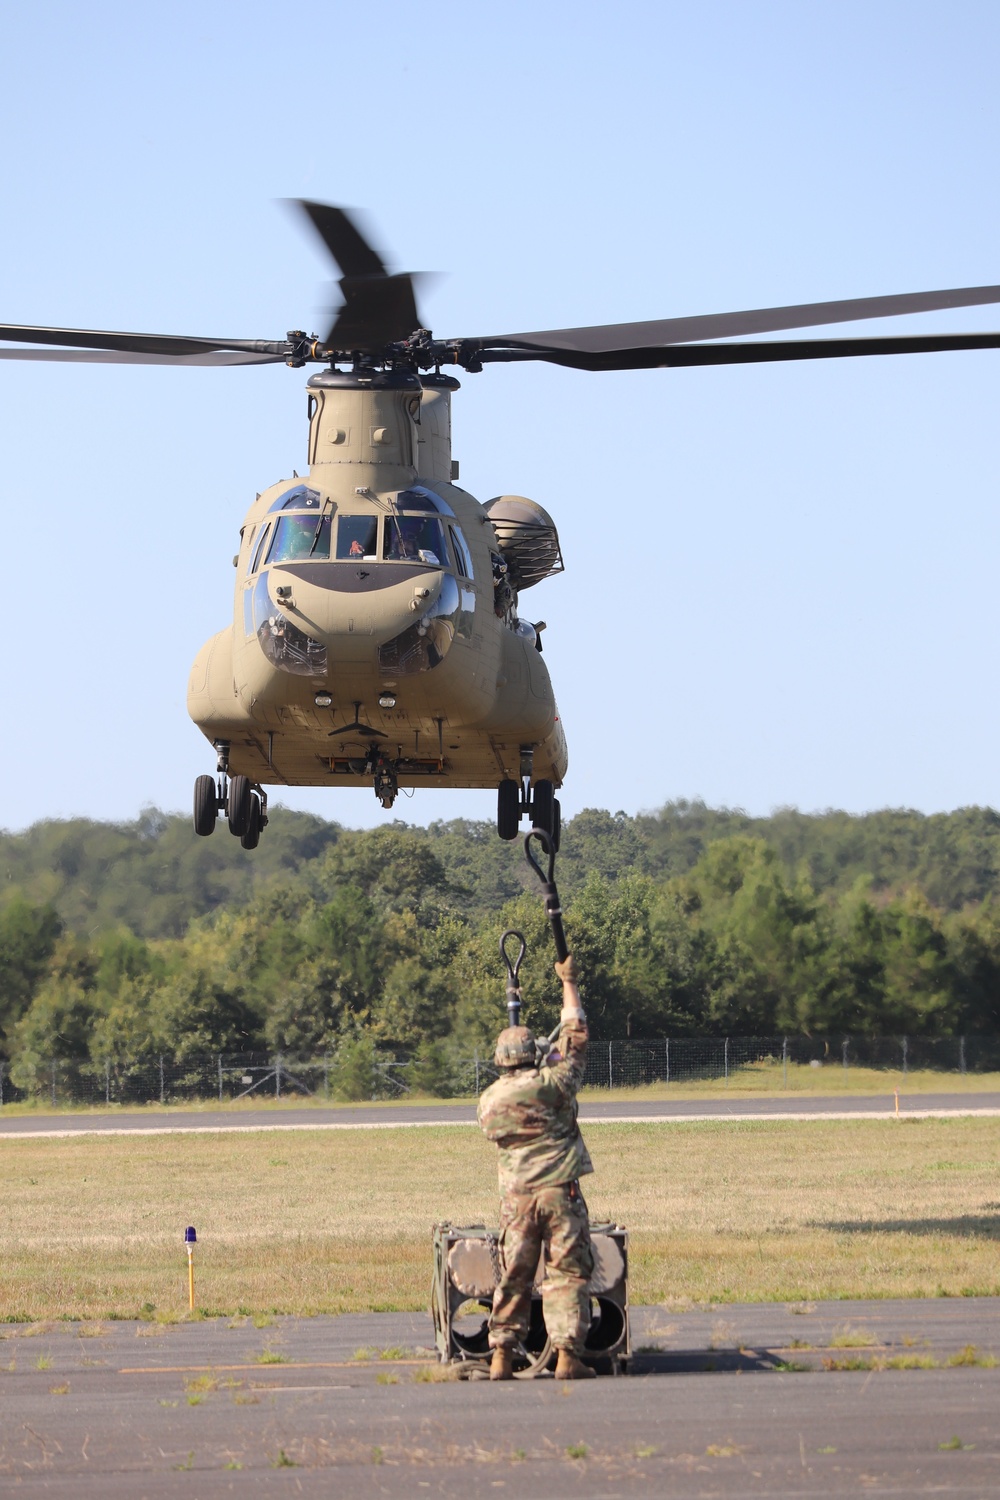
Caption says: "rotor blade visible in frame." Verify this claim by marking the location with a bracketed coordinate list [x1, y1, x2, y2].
[0, 323, 289, 357]
[295, 201, 389, 278]
[0, 346, 284, 365]
[479, 284, 1000, 356]
[292, 200, 423, 348]
[476, 330, 1000, 372]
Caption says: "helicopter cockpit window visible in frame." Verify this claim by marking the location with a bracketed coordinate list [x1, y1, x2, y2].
[449, 525, 474, 579]
[267, 484, 323, 513]
[249, 523, 272, 573]
[265, 513, 331, 564]
[336, 515, 379, 560]
[385, 515, 447, 566]
[395, 485, 455, 517]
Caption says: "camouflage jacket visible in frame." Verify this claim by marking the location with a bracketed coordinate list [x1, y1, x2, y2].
[477, 1019, 593, 1195]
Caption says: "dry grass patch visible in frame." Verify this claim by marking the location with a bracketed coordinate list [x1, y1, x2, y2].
[3, 1118, 1000, 1319]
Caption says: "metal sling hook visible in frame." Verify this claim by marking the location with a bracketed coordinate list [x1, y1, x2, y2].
[524, 826, 569, 963]
[499, 928, 527, 1027]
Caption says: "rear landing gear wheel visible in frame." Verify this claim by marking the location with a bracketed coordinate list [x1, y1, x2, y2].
[532, 779, 555, 836]
[227, 774, 251, 837]
[552, 797, 561, 852]
[193, 775, 218, 837]
[240, 794, 262, 850]
[497, 778, 520, 840]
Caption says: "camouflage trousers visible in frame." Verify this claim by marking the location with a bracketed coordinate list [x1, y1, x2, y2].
[489, 1181, 594, 1356]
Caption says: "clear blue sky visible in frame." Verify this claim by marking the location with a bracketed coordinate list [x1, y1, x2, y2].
[2, 0, 999, 831]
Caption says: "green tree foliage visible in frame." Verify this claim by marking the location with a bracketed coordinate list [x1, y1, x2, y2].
[0, 896, 61, 1046]
[6, 799, 1000, 1077]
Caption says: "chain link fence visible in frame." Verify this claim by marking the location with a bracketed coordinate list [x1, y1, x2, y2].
[2, 1033, 999, 1108]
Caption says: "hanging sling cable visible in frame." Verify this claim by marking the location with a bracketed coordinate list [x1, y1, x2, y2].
[499, 929, 527, 1028]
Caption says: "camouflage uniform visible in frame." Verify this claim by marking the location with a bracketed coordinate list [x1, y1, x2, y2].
[477, 1019, 594, 1355]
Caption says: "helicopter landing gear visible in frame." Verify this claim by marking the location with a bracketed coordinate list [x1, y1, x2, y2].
[497, 778, 520, 840]
[193, 775, 218, 837]
[227, 775, 251, 837]
[496, 772, 561, 846]
[241, 793, 262, 850]
[531, 778, 561, 851]
[192, 740, 269, 848]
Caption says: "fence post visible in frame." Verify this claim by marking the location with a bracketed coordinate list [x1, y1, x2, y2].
[782, 1037, 788, 1089]
[474, 1047, 479, 1094]
[665, 1038, 670, 1086]
[902, 1036, 908, 1077]
[218, 1055, 223, 1102]
[842, 1038, 849, 1078]
[159, 1054, 165, 1106]
[275, 1054, 282, 1100]
[959, 1035, 966, 1076]
[0, 1060, 4, 1106]
[51, 1060, 57, 1108]
[609, 1041, 613, 1090]
[105, 1059, 111, 1105]
[323, 1053, 330, 1100]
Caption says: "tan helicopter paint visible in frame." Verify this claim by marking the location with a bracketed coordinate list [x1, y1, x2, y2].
[187, 374, 568, 801]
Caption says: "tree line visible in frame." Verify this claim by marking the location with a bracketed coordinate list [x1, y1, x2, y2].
[3, 801, 1000, 1095]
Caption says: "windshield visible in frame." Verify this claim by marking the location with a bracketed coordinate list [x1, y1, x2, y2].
[395, 485, 454, 516]
[268, 484, 323, 513]
[265, 514, 331, 564]
[337, 515, 379, 560]
[385, 515, 447, 565]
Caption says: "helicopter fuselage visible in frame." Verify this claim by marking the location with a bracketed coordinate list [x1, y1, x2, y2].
[187, 369, 567, 813]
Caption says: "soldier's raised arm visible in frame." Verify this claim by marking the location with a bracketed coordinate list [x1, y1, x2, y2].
[548, 954, 588, 1093]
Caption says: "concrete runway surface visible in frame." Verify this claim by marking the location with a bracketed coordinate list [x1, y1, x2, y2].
[3, 1091, 1000, 1137]
[4, 1300, 1000, 1496]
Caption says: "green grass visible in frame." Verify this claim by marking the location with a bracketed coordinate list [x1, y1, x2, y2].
[3, 1116, 1000, 1320]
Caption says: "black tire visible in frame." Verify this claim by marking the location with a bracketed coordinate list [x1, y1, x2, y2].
[240, 795, 261, 850]
[532, 778, 555, 835]
[497, 779, 520, 840]
[552, 797, 561, 853]
[193, 775, 218, 837]
[227, 774, 251, 837]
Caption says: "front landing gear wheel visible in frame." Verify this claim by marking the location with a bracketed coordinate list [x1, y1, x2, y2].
[531, 779, 555, 836]
[497, 778, 520, 840]
[240, 795, 262, 850]
[227, 774, 251, 837]
[193, 775, 218, 837]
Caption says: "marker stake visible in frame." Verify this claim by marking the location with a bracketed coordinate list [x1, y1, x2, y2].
[185, 1226, 197, 1312]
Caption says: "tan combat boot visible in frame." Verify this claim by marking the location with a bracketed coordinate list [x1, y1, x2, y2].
[489, 1346, 514, 1381]
[555, 1349, 596, 1380]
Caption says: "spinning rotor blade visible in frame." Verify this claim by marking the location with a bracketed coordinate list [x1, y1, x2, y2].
[0, 346, 283, 365]
[0, 322, 288, 359]
[479, 283, 1000, 358]
[477, 329, 1000, 371]
[294, 200, 423, 349]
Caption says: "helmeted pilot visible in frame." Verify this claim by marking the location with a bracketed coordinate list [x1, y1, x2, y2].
[477, 954, 596, 1380]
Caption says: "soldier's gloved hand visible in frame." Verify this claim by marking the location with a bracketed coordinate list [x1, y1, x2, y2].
[555, 955, 579, 985]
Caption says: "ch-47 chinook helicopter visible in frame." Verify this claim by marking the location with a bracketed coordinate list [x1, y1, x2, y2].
[4, 201, 1000, 849]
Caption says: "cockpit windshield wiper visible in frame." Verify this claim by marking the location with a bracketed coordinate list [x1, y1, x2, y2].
[309, 500, 333, 557]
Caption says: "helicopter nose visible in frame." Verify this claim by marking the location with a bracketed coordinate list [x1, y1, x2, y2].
[265, 561, 445, 646]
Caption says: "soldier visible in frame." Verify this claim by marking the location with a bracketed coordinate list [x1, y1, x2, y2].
[477, 954, 596, 1381]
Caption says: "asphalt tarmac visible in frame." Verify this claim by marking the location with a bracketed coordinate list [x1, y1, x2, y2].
[4, 1299, 1000, 1496]
[3, 1091, 1000, 1136]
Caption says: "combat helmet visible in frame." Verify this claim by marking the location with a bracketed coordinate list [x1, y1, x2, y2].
[494, 1025, 536, 1069]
